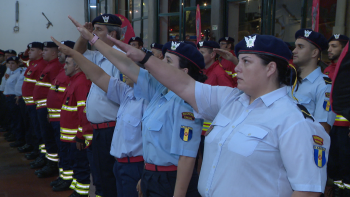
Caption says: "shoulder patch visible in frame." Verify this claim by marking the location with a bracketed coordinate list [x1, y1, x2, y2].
[323, 77, 332, 85]
[312, 135, 323, 145]
[182, 112, 194, 121]
[297, 104, 314, 121]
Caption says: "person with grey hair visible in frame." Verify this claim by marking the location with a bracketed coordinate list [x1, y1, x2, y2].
[71, 14, 124, 197]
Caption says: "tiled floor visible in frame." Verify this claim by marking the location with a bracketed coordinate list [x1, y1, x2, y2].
[0, 134, 95, 197]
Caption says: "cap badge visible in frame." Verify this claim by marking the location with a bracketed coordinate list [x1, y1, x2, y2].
[9, 50, 13, 53]
[171, 41, 180, 50]
[225, 37, 229, 40]
[12, 57, 16, 60]
[199, 41, 204, 47]
[152, 43, 155, 47]
[44, 42, 47, 47]
[61, 41, 65, 44]
[245, 35, 256, 48]
[29, 44, 32, 48]
[334, 34, 340, 39]
[102, 16, 109, 23]
[132, 37, 136, 40]
[304, 30, 312, 38]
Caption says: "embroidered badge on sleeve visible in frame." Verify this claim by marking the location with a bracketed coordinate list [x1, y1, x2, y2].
[180, 126, 193, 142]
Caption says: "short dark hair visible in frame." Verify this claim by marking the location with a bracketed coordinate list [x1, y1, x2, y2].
[178, 56, 207, 83]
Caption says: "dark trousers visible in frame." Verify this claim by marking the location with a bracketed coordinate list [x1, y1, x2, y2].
[19, 98, 33, 145]
[113, 160, 144, 197]
[27, 105, 42, 151]
[70, 143, 90, 184]
[92, 127, 117, 197]
[328, 125, 350, 184]
[51, 121, 61, 165]
[37, 107, 57, 157]
[6, 95, 23, 141]
[87, 144, 103, 196]
[141, 169, 200, 197]
[59, 141, 73, 182]
[0, 92, 9, 129]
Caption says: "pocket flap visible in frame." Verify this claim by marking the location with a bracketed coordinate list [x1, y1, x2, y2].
[238, 125, 268, 139]
[211, 113, 231, 127]
[122, 114, 141, 127]
[297, 95, 312, 104]
[146, 119, 163, 131]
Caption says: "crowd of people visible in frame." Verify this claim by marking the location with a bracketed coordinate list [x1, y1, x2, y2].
[0, 13, 349, 197]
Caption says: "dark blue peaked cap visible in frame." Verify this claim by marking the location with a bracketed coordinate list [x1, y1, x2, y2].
[4, 49, 17, 55]
[197, 41, 220, 49]
[6, 56, 19, 62]
[295, 29, 328, 51]
[162, 41, 205, 69]
[328, 34, 349, 43]
[92, 14, 122, 27]
[27, 42, 44, 50]
[43, 41, 58, 48]
[235, 34, 292, 63]
[150, 43, 163, 50]
[61, 40, 75, 49]
[128, 37, 143, 44]
[218, 37, 235, 43]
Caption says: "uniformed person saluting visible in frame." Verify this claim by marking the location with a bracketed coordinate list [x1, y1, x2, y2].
[218, 36, 238, 81]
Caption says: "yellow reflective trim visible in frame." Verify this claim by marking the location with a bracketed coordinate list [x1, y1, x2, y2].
[24, 100, 35, 104]
[78, 127, 82, 132]
[77, 101, 86, 107]
[35, 99, 47, 104]
[75, 189, 89, 195]
[47, 108, 61, 113]
[84, 134, 93, 140]
[63, 170, 74, 175]
[59, 168, 63, 172]
[23, 96, 33, 100]
[76, 182, 90, 189]
[35, 81, 51, 87]
[40, 149, 47, 153]
[335, 115, 349, 122]
[232, 73, 237, 78]
[24, 77, 37, 83]
[49, 113, 60, 118]
[49, 85, 66, 92]
[36, 103, 47, 108]
[62, 175, 73, 180]
[60, 134, 75, 141]
[39, 144, 45, 149]
[60, 127, 78, 134]
[61, 105, 77, 111]
[47, 153, 58, 157]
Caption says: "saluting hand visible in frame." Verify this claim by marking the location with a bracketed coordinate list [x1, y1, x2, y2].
[51, 37, 76, 57]
[107, 35, 146, 62]
[68, 15, 94, 41]
[213, 48, 236, 63]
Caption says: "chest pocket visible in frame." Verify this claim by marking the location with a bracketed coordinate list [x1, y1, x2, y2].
[122, 114, 141, 141]
[205, 113, 231, 143]
[297, 95, 314, 114]
[146, 119, 163, 132]
[228, 125, 268, 157]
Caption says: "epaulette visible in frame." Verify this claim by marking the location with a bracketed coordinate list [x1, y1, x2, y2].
[323, 77, 332, 85]
[297, 104, 314, 121]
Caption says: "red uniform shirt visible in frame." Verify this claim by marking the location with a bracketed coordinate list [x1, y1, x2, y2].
[219, 50, 237, 87]
[60, 72, 93, 146]
[22, 58, 47, 105]
[33, 58, 63, 109]
[47, 68, 70, 122]
[203, 60, 235, 87]
[324, 62, 336, 81]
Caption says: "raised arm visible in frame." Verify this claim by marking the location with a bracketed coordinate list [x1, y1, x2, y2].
[71, 17, 94, 54]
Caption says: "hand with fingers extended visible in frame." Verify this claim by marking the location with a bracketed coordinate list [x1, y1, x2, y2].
[68, 15, 94, 41]
[51, 36, 77, 56]
[83, 22, 94, 33]
[213, 48, 236, 63]
[107, 35, 146, 62]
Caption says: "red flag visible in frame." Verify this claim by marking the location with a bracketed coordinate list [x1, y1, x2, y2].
[115, 14, 135, 43]
[196, 5, 201, 44]
[312, 0, 319, 32]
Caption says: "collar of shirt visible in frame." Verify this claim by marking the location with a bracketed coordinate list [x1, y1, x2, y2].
[203, 60, 220, 74]
[30, 57, 44, 65]
[162, 90, 175, 101]
[237, 86, 288, 108]
[303, 67, 322, 83]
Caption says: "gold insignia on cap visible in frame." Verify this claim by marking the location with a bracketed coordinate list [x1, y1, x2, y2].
[245, 35, 256, 48]
[171, 41, 180, 50]
[304, 30, 312, 38]
[334, 34, 340, 39]
[102, 16, 109, 23]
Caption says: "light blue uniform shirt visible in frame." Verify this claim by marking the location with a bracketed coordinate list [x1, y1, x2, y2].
[194, 83, 330, 197]
[289, 67, 336, 126]
[134, 68, 203, 166]
[0, 67, 10, 91]
[4, 67, 24, 95]
[83, 45, 124, 123]
[15, 67, 26, 96]
[107, 76, 148, 159]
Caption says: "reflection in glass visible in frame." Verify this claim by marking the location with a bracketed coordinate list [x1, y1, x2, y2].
[160, 0, 180, 13]
[143, 19, 149, 48]
[159, 16, 180, 44]
[143, 0, 149, 17]
[185, 0, 211, 7]
[133, 0, 141, 19]
[185, 9, 211, 42]
[134, 20, 141, 38]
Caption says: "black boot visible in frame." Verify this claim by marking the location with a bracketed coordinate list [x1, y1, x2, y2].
[18, 144, 34, 153]
[343, 188, 350, 197]
[50, 177, 63, 187]
[37, 160, 59, 178]
[30, 157, 46, 169]
[52, 179, 72, 191]
[10, 140, 25, 147]
[69, 191, 88, 197]
[332, 184, 343, 197]
[5, 134, 16, 142]
[26, 150, 40, 160]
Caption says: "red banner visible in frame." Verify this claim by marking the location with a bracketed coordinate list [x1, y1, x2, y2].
[196, 5, 201, 44]
[115, 14, 135, 43]
[312, 0, 319, 32]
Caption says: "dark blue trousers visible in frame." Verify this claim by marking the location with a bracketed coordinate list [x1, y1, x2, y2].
[70, 143, 90, 184]
[37, 107, 57, 157]
[19, 98, 33, 145]
[59, 141, 73, 183]
[51, 121, 61, 165]
[92, 127, 118, 197]
[27, 105, 43, 154]
[0, 92, 10, 129]
[87, 144, 103, 196]
[113, 160, 144, 197]
[6, 95, 23, 141]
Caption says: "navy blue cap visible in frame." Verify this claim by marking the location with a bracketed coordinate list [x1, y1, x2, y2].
[162, 41, 205, 69]
[28, 42, 44, 50]
[92, 14, 122, 27]
[61, 40, 75, 49]
[43, 41, 58, 48]
[128, 37, 143, 44]
[179, 41, 196, 48]
[150, 43, 164, 50]
[328, 34, 350, 43]
[0, 49, 4, 55]
[4, 50, 17, 55]
[235, 34, 292, 63]
[295, 29, 328, 51]
[6, 56, 19, 62]
[197, 41, 220, 49]
[218, 37, 235, 43]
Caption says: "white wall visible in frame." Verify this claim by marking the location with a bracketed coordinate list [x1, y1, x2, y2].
[0, 0, 85, 53]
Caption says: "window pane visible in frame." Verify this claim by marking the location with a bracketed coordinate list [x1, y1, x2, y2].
[143, 0, 149, 17]
[185, 0, 211, 7]
[160, 0, 180, 13]
[184, 8, 211, 42]
[226, 0, 261, 42]
[274, 0, 302, 42]
[159, 16, 180, 44]
[133, 0, 141, 19]
[133, 20, 141, 37]
[143, 19, 149, 48]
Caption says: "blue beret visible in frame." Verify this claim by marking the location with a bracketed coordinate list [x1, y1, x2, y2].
[218, 37, 235, 43]
[43, 41, 58, 48]
[150, 43, 164, 50]
[4, 49, 17, 55]
[128, 37, 143, 44]
[197, 41, 220, 49]
[328, 34, 349, 43]
[61, 40, 75, 49]
[28, 42, 43, 50]
[162, 41, 205, 69]
[0, 49, 4, 55]
[6, 56, 19, 62]
[235, 34, 292, 63]
[92, 14, 122, 27]
[295, 29, 328, 51]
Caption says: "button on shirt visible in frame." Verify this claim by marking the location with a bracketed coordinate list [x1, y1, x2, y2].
[134, 68, 203, 166]
[194, 83, 330, 197]
[83, 46, 124, 123]
[15, 67, 26, 96]
[4, 67, 23, 95]
[107, 77, 148, 159]
[289, 67, 336, 126]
